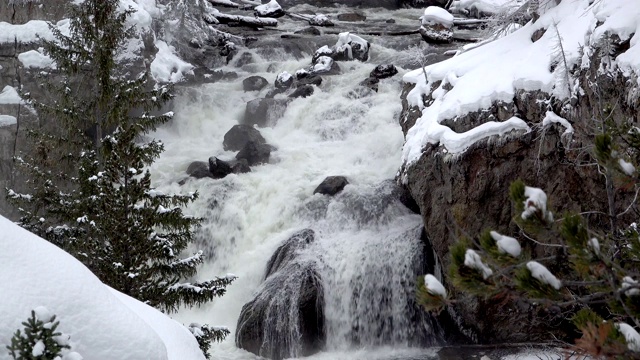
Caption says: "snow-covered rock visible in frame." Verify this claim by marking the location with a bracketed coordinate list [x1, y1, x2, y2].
[0, 215, 205, 360]
[526, 261, 561, 290]
[419, 7, 454, 43]
[0, 86, 24, 105]
[0, 115, 17, 127]
[255, 0, 285, 18]
[150, 40, 194, 83]
[309, 14, 334, 27]
[619, 158, 636, 176]
[333, 32, 370, 62]
[420, 6, 454, 26]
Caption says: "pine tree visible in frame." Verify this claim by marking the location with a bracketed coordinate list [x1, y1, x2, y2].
[6, 309, 79, 360]
[5, 0, 234, 346]
[418, 125, 640, 358]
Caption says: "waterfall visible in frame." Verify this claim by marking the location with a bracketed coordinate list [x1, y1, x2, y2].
[148, 11, 446, 357]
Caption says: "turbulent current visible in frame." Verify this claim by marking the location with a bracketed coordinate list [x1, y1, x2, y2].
[149, 7, 455, 359]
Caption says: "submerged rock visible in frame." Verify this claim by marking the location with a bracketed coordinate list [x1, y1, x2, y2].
[242, 75, 269, 91]
[370, 64, 398, 79]
[289, 84, 314, 98]
[186, 161, 212, 179]
[236, 141, 273, 165]
[243, 98, 290, 127]
[236, 229, 325, 360]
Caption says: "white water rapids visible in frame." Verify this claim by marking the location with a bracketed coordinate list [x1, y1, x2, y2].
[149, 17, 448, 358]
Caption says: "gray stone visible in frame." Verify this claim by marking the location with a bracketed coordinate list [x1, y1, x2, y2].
[236, 141, 273, 166]
[337, 13, 366, 22]
[313, 176, 349, 196]
[223, 124, 266, 151]
[243, 76, 269, 92]
[243, 98, 290, 127]
[289, 85, 314, 98]
[186, 161, 212, 179]
[370, 64, 398, 79]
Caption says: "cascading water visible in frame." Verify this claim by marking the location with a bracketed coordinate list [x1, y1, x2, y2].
[148, 6, 453, 359]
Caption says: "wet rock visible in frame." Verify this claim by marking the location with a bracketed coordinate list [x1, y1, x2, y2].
[243, 98, 290, 127]
[275, 71, 294, 90]
[398, 0, 449, 8]
[186, 161, 212, 179]
[313, 176, 349, 196]
[419, 7, 454, 44]
[296, 72, 323, 87]
[360, 77, 379, 92]
[419, 24, 453, 44]
[531, 27, 546, 42]
[236, 141, 273, 165]
[309, 14, 334, 27]
[208, 157, 234, 178]
[332, 32, 370, 62]
[188, 67, 224, 84]
[337, 12, 366, 22]
[386, 18, 396, 23]
[223, 124, 266, 151]
[311, 56, 340, 75]
[236, 229, 324, 360]
[234, 51, 255, 67]
[232, 158, 252, 174]
[255, 0, 286, 18]
[222, 71, 239, 81]
[243, 75, 269, 91]
[370, 64, 398, 79]
[295, 26, 322, 35]
[289, 84, 314, 98]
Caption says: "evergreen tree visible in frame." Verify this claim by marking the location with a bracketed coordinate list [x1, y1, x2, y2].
[6, 0, 234, 346]
[6, 309, 79, 360]
[418, 125, 640, 358]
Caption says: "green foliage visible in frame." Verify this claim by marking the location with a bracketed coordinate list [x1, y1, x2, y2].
[509, 179, 526, 213]
[6, 0, 234, 339]
[416, 276, 448, 313]
[6, 311, 70, 360]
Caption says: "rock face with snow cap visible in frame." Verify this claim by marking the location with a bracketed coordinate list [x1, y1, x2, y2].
[419, 7, 454, 43]
[236, 229, 325, 360]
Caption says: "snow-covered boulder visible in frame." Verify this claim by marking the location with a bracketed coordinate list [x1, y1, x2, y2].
[255, 0, 285, 18]
[370, 64, 398, 79]
[275, 71, 294, 90]
[311, 55, 340, 75]
[419, 7, 454, 43]
[309, 14, 334, 27]
[333, 32, 370, 62]
[0, 215, 205, 360]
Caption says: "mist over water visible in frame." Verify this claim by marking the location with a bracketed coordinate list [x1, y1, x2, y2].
[148, 13, 444, 358]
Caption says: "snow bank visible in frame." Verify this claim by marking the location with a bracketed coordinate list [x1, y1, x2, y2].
[18, 49, 55, 69]
[150, 40, 194, 83]
[0, 115, 17, 127]
[0, 215, 204, 360]
[402, 0, 640, 168]
[0, 20, 54, 43]
[0, 86, 24, 105]
[424, 274, 447, 297]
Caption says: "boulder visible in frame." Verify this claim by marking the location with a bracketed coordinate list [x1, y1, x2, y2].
[186, 161, 212, 179]
[208, 157, 234, 178]
[333, 32, 370, 62]
[398, 0, 449, 7]
[232, 158, 252, 174]
[236, 229, 324, 360]
[309, 14, 334, 27]
[311, 56, 340, 76]
[236, 141, 273, 166]
[243, 75, 269, 92]
[255, 0, 286, 18]
[360, 77, 379, 92]
[337, 12, 366, 21]
[243, 98, 290, 127]
[296, 71, 323, 87]
[275, 71, 294, 90]
[370, 64, 398, 79]
[313, 176, 349, 195]
[419, 7, 454, 44]
[289, 85, 314, 98]
[295, 26, 322, 35]
[223, 124, 266, 151]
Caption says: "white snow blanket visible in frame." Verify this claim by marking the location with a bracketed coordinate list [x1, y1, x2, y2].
[402, 0, 640, 168]
[0, 215, 205, 360]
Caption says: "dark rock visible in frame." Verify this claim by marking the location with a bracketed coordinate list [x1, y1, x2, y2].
[309, 15, 334, 27]
[188, 67, 224, 84]
[385, 18, 396, 23]
[313, 176, 349, 196]
[360, 77, 379, 92]
[232, 158, 252, 174]
[243, 76, 269, 92]
[337, 12, 366, 22]
[370, 64, 398, 79]
[236, 141, 272, 166]
[297, 74, 323, 87]
[311, 56, 340, 76]
[236, 229, 325, 360]
[222, 71, 239, 81]
[289, 85, 314, 98]
[208, 157, 234, 178]
[332, 35, 370, 62]
[419, 24, 453, 44]
[294, 27, 322, 35]
[398, 0, 449, 7]
[234, 51, 255, 67]
[531, 27, 546, 42]
[223, 124, 266, 151]
[243, 98, 290, 127]
[186, 161, 212, 179]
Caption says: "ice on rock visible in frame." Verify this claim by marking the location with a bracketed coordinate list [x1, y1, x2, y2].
[616, 322, 640, 352]
[464, 249, 493, 279]
[526, 261, 562, 290]
[424, 274, 447, 297]
[490, 231, 521, 257]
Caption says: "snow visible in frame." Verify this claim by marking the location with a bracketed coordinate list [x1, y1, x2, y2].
[424, 274, 447, 297]
[0, 215, 204, 360]
[276, 71, 292, 84]
[420, 7, 454, 26]
[313, 56, 333, 73]
[335, 32, 369, 60]
[616, 322, 640, 352]
[526, 261, 561, 290]
[464, 249, 493, 279]
[522, 186, 552, 222]
[0, 20, 54, 43]
[490, 231, 521, 257]
[255, 0, 282, 17]
[18, 49, 55, 69]
[0, 115, 17, 127]
[619, 158, 636, 176]
[588, 237, 600, 254]
[0, 86, 24, 104]
[150, 40, 194, 83]
[621, 276, 640, 297]
[402, 0, 640, 169]
[453, 0, 525, 17]
[542, 111, 573, 136]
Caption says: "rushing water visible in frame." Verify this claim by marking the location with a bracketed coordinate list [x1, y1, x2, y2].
[148, 6, 456, 359]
